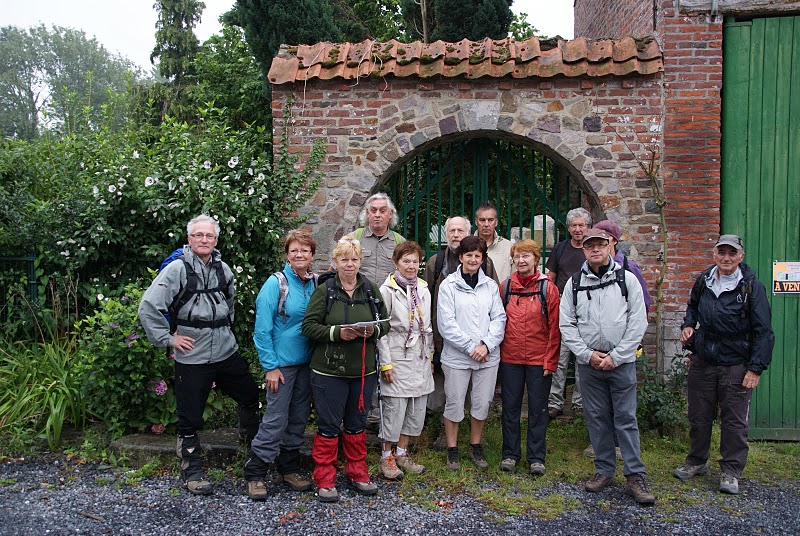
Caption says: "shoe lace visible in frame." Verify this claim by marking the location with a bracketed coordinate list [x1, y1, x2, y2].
[384, 456, 399, 470]
[631, 474, 650, 491]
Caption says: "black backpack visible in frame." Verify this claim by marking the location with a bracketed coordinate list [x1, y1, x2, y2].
[571, 266, 628, 309]
[323, 272, 381, 323]
[501, 276, 550, 323]
[271, 271, 318, 323]
[167, 255, 232, 334]
[690, 265, 753, 321]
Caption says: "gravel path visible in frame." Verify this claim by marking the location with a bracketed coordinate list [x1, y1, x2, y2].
[1, 455, 799, 535]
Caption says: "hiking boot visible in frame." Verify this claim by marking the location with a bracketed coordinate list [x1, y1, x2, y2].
[530, 463, 546, 476]
[626, 473, 656, 505]
[548, 407, 563, 419]
[247, 480, 268, 500]
[585, 473, 613, 492]
[350, 479, 378, 495]
[719, 473, 740, 494]
[380, 455, 404, 480]
[318, 487, 339, 503]
[469, 444, 489, 470]
[396, 454, 425, 475]
[446, 447, 460, 470]
[674, 461, 710, 480]
[186, 478, 214, 496]
[281, 473, 313, 492]
[500, 458, 517, 472]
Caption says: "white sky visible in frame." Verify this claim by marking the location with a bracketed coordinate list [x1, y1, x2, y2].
[1, 0, 574, 71]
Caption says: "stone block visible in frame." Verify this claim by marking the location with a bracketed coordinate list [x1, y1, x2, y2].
[462, 100, 500, 130]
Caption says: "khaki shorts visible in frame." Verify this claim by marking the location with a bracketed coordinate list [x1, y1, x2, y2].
[379, 395, 429, 443]
[442, 364, 498, 422]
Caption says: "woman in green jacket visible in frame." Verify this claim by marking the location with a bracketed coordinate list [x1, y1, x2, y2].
[301, 237, 389, 503]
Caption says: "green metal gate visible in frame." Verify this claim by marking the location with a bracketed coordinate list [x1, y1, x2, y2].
[722, 15, 800, 440]
[385, 138, 585, 264]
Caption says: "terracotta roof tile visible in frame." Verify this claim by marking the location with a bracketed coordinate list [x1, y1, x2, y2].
[268, 35, 663, 85]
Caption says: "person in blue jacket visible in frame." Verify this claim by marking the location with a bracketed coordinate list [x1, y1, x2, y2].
[243, 229, 318, 500]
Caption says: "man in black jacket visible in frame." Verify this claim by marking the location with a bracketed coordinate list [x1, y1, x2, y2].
[675, 234, 774, 495]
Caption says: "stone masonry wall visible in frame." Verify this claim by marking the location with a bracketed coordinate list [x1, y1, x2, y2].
[272, 75, 665, 315]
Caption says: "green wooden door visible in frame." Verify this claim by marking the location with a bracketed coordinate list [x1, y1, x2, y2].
[722, 16, 800, 440]
[385, 138, 586, 264]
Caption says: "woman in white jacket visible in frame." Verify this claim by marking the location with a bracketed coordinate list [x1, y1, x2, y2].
[376, 241, 434, 480]
[437, 236, 507, 471]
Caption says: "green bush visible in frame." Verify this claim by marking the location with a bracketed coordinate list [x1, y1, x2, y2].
[637, 353, 689, 437]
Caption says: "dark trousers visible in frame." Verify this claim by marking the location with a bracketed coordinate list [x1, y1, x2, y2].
[174, 351, 260, 437]
[686, 357, 753, 478]
[311, 372, 376, 437]
[500, 363, 551, 465]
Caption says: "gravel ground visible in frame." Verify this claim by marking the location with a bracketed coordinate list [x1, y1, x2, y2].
[1, 455, 799, 535]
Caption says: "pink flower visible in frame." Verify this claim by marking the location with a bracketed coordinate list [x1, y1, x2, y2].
[151, 423, 166, 435]
[211, 382, 217, 389]
[149, 380, 168, 396]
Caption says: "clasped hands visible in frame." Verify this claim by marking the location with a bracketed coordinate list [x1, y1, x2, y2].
[589, 350, 615, 371]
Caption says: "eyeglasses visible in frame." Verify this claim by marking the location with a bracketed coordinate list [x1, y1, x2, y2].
[288, 248, 312, 255]
[582, 241, 609, 250]
[190, 233, 217, 241]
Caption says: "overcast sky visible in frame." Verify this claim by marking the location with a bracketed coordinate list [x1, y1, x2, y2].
[2, 0, 574, 71]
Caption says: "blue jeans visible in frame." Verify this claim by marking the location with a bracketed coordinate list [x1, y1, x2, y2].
[250, 364, 312, 472]
[578, 362, 645, 476]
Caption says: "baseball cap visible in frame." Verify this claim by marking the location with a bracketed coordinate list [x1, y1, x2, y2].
[715, 234, 744, 252]
[593, 220, 621, 241]
[581, 227, 612, 244]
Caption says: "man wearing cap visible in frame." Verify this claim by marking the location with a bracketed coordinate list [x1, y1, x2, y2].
[559, 228, 653, 504]
[675, 234, 774, 495]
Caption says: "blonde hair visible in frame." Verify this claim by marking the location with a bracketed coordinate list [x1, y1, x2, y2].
[332, 236, 363, 260]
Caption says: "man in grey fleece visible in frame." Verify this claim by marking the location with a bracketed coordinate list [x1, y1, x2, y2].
[559, 227, 654, 505]
[139, 214, 259, 495]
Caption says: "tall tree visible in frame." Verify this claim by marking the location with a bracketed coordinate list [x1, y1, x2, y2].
[229, 0, 342, 81]
[333, 0, 407, 43]
[0, 25, 139, 139]
[151, 0, 206, 81]
[431, 0, 514, 42]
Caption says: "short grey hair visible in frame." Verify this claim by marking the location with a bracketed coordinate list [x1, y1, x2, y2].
[187, 214, 220, 237]
[445, 216, 471, 233]
[357, 193, 399, 228]
[566, 207, 592, 227]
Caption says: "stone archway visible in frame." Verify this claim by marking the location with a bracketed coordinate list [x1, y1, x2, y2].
[269, 37, 664, 268]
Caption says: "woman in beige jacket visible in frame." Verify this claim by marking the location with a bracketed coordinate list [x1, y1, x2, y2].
[376, 241, 434, 480]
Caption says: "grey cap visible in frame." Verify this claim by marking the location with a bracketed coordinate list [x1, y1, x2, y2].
[715, 234, 744, 252]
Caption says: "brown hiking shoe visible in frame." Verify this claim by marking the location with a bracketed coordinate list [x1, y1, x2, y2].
[186, 477, 213, 496]
[626, 473, 656, 504]
[318, 487, 339, 503]
[469, 444, 489, 470]
[446, 448, 460, 470]
[585, 473, 613, 492]
[281, 473, 312, 492]
[380, 455, 404, 480]
[247, 480, 268, 500]
[396, 454, 425, 475]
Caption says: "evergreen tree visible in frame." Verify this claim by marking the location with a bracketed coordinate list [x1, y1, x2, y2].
[151, 0, 205, 81]
[230, 0, 342, 81]
[431, 0, 514, 42]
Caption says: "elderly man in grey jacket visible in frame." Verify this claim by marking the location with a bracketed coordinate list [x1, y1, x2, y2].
[559, 228, 654, 505]
[139, 214, 260, 496]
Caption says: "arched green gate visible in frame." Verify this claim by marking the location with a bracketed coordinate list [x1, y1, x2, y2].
[385, 137, 587, 264]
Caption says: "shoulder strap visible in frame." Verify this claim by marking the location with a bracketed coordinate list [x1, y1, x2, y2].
[392, 230, 402, 243]
[502, 276, 512, 307]
[359, 273, 381, 321]
[572, 268, 627, 307]
[553, 239, 569, 265]
[615, 267, 628, 302]
[273, 272, 289, 320]
[691, 266, 714, 303]
[434, 249, 446, 284]
[538, 278, 549, 321]
[571, 270, 582, 307]
[168, 257, 194, 333]
[623, 254, 629, 272]
[354, 228, 364, 240]
[325, 277, 338, 314]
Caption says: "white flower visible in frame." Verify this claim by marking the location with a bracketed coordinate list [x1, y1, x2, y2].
[203, 160, 211, 169]
[257, 173, 265, 180]
[235, 266, 243, 274]
[200, 180, 207, 189]
[248, 168, 253, 176]
[99, 200, 106, 205]
[168, 232, 174, 238]
[144, 176, 155, 187]
[228, 216, 236, 223]
[118, 178, 127, 187]
[92, 186, 99, 196]
[247, 187, 254, 195]
[132, 150, 140, 159]
[80, 246, 86, 251]
[61, 250, 70, 257]
[119, 165, 128, 171]
[108, 184, 117, 193]
[97, 293, 105, 301]
[228, 156, 239, 168]
[130, 210, 136, 215]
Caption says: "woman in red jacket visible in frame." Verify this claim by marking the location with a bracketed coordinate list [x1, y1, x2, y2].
[498, 239, 561, 475]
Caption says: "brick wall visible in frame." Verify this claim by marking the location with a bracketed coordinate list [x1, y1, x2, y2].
[574, 0, 655, 39]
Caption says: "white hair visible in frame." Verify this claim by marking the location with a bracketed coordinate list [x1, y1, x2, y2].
[187, 214, 221, 237]
[444, 216, 471, 248]
[566, 207, 592, 227]
[357, 193, 399, 228]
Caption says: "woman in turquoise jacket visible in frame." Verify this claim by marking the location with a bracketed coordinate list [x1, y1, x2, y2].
[243, 229, 318, 500]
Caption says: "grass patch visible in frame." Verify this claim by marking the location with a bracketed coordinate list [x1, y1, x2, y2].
[369, 411, 800, 517]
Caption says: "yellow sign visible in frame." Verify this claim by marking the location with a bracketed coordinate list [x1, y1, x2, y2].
[773, 261, 800, 294]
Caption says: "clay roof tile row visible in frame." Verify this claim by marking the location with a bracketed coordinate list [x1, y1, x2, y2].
[268, 35, 663, 85]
